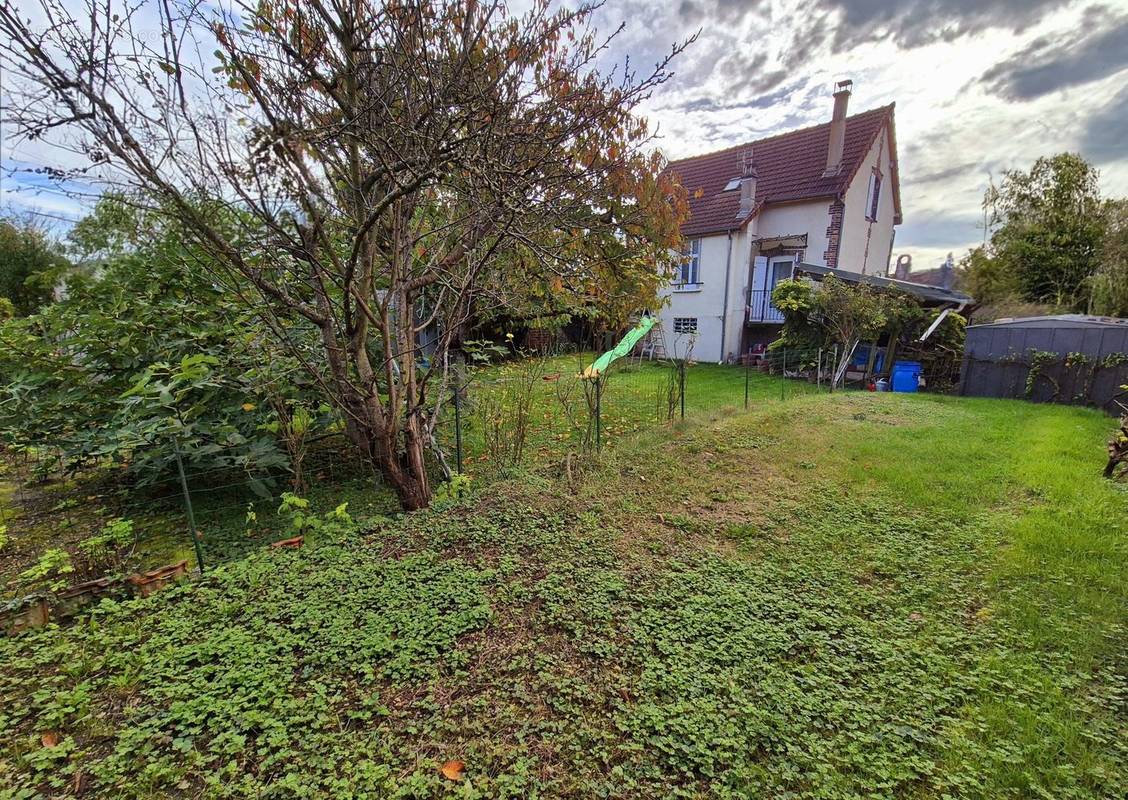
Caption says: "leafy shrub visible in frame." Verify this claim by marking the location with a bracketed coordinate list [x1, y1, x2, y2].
[431, 474, 472, 509]
[276, 493, 354, 543]
[18, 548, 73, 591]
[474, 355, 546, 468]
[76, 517, 136, 573]
[0, 197, 333, 487]
[769, 278, 813, 313]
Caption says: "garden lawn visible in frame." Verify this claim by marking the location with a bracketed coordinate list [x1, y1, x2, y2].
[1, 390, 1125, 798]
[447, 354, 819, 469]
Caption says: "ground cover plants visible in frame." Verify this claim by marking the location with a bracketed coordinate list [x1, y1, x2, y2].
[1, 355, 803, 595]
[1, 389, 1124, 798]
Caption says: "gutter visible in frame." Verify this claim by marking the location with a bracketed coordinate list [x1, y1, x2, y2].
[719, 229, 734, 362]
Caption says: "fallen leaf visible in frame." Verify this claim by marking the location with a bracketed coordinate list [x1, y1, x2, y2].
[41, 731, 60, 748]
[440, 760, 465, 781]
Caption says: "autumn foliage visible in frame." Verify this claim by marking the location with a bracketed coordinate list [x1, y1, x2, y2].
[0, 0, 690, 508]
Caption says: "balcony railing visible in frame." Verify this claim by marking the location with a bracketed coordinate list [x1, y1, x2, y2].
[746, 289, 785, 324]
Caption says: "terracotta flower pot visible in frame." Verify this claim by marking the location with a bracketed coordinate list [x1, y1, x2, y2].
[55, 575, 130, 618]
[269, 536, 304, 549]
[0, 594, 51, 636]
[127, 560, 188, 598]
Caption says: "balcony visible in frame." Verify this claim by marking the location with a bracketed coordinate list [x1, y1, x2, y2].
[746, 289, 785, 324]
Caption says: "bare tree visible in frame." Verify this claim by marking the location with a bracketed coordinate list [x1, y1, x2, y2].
[0, 0, 690, 508]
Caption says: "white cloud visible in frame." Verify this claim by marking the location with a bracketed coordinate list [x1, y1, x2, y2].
[595, 0, 1128, 272]
[4, 0, 1127, 270]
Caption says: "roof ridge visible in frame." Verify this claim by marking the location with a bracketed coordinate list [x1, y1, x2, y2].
[665, 103, 894, 166]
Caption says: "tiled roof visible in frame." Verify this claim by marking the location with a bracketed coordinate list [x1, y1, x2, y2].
[666, 104, 898, 238]
[905, 267, 949, 287]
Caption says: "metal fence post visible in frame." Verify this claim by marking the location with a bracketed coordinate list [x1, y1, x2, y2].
[173, 441, 206, 573]
[453, 381, 463, 474]
[780, 350, 787, 401]
[744, 355, 750, 410]
[817, 347, 822, 391]
[594, 376, 603, 451]
[678, 359, 686, 420]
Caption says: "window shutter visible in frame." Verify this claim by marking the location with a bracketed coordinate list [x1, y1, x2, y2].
[753, 255, 768, 285]
[866, 172, 881, 220]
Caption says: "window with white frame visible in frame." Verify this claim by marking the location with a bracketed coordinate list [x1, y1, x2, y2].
[676, 238, 701, 286]
[673, 317, 698, 334]
[865, 171, 882, 221]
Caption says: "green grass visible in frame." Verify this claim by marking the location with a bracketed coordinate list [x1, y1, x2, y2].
[1, 377, 1126, 798]
[450, 353, 818, 467]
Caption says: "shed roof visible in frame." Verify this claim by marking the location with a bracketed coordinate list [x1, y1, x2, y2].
[665, 104, 901, 238]
[969, 314, 1128, 329]
[795, 262, 973, 306]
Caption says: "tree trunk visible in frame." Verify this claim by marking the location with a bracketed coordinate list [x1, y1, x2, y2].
[335, 388, 434, 510]
[387, 449, 431, 510]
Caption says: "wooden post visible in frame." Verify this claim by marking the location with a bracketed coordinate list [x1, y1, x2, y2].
[863, 339, 879, 385]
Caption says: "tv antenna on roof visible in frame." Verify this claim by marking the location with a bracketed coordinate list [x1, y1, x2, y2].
[739, 147, 757, 177]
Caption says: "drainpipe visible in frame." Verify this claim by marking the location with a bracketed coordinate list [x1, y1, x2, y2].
[719, 229, 734, 363]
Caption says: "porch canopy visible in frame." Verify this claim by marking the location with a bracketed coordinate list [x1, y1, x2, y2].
[794, 262, 974, 308]
[753, 233, 808, 251]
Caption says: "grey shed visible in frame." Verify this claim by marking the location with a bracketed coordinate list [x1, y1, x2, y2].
[959, 315, 1128, 414]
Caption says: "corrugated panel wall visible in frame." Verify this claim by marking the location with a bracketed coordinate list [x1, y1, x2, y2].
[959, 324, 1128, 414]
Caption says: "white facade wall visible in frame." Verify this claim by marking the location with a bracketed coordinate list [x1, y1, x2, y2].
[657, 229, 749, 363]
[836, 128, 897, 276]
[745, 199, 833, 303]
[756, 200, 832, 268]
[662, 199, 839, 363]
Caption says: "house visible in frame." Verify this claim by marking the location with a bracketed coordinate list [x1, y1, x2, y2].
[657, 80, 903, 362]
[895, 252, 958, 290]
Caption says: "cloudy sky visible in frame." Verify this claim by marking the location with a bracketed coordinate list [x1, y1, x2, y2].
[591, 0, 1128, 272]
[2, 0, 1127, 274]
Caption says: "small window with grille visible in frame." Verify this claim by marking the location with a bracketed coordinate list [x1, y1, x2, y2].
[673, 317, 698, 334]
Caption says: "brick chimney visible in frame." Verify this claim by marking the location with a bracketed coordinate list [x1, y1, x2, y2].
[940, 252, 955, 289]
[738, 148, 758, 218]
[823, 79, 852, 176]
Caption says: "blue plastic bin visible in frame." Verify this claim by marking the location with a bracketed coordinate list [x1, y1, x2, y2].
[850, 345, 885, 374]
[890, 361, 922, 393]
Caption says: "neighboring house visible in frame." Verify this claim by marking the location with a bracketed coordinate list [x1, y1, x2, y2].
[897, 252, 958, 290]
[657, 81, 903, 362]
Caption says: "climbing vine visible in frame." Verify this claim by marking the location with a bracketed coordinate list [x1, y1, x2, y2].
[1017, 348, 1128, 406]
[1025, 350, 1061, 398]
